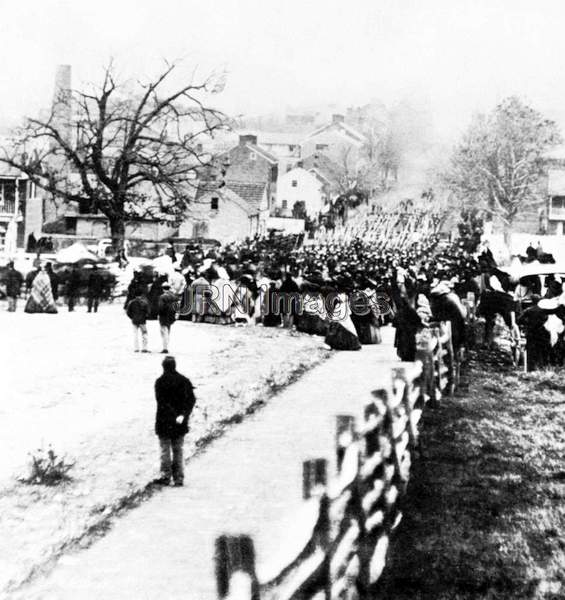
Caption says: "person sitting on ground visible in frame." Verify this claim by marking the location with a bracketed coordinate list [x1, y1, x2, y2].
[154, 356, 196, 487]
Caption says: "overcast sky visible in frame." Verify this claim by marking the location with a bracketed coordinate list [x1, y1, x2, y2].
[1, 0, 565, 139]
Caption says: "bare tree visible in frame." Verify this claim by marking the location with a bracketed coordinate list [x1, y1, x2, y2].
[446, 96, 561, 244]
[0, 61, 231, 250]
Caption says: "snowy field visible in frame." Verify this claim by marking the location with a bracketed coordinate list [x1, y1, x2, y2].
[0, 302, 329, 593]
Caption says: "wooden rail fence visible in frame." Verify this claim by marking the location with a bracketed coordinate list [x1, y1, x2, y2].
[215, 321, 461, 600]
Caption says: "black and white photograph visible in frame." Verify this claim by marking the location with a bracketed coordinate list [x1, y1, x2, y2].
[0, 1, 564, 598]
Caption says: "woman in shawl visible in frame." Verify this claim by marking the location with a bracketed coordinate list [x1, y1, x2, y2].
[350, 280, 382, 344]
[324, 291, 362, 351]
[295, 280, 328, 336]
[24, 266, 58, 314]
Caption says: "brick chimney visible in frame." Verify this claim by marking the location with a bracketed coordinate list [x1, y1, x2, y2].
[52, 65, 72, 145]
[332, 114, 345, 124]
[239, 134, 257, 146]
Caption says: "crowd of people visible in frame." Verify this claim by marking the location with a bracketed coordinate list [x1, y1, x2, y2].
[4, 217, 565, 370]
[119, 230, 565, 370]
[119, 230, 467, 355]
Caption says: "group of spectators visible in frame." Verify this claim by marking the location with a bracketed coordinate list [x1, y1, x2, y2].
[4, 260, 106, 314]
[122, 230, 467, 355]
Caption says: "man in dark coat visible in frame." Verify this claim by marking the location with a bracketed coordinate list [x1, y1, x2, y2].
[154, 356, 196, 486]
[5, 261, 23, 312]
[67, 265, 81, 312]
[126, 288, 150, 352]
[87, 265, 104, 313]
[157, 283, 177, 353]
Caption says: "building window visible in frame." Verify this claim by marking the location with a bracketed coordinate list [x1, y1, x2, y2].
[315, 144, 329, 151]
[291, 180, 298, 187]
[289, 145, 295, 151]
[249, 152, 256, 161]
[550, 196, 565, 219]
[282, 199, 288, 209]
[65, 217, 77, 234]
[211, 197, 219, 210]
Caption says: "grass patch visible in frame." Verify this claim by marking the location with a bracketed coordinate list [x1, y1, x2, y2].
[377, 348, 565, 600]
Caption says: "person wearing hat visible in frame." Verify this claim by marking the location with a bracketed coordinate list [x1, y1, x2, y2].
[158, 282, 178, 353]
[154, 356, 196, 486]
[87, 264, 104, 313]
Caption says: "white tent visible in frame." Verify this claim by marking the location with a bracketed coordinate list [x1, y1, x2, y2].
[55, 242, 99, 264]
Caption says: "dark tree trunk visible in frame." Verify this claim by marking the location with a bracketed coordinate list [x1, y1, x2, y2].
[109, 218, 125, 253]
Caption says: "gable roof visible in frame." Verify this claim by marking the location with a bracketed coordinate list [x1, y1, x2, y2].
[225, 180, 267, 212]
[246, 144, 278, 164]
[301, 121, 367, 146]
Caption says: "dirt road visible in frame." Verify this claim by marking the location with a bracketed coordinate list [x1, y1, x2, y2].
[12, 328, 399, 600]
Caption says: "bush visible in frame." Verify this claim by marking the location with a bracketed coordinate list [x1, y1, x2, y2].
[21, 447, 75, 486]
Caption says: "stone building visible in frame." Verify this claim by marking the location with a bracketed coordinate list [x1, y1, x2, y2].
[299, 114, 367, 168]
[178, 186, 262, 242]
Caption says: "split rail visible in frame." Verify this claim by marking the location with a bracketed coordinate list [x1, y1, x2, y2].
[214, 320, 461, 600]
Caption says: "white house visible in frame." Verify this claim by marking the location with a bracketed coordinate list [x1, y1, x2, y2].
[275, 167, 328, 219]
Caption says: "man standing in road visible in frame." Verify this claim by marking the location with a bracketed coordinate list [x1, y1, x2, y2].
[157, 282, 177, 353]
[126, 288, 150, 352]
[154, 356, 196, 486]
[5, 261, 23, 312]
[67, 265, 81, 311]
[87, 265, 104, 313]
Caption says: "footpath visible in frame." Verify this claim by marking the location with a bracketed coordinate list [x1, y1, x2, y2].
[13, 328, 399, 600]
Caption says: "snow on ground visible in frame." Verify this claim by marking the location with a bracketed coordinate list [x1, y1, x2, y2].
[10, 330, 399, 600]
[0, 302, 329, 594]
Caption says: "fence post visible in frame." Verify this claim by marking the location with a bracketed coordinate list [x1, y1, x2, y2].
[415, 331, 435, 408]
[303, 458, 328, 500]
[443, 321, 456, 399]
[336, 414, 356, 472]
[215, 535, 259, 600]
